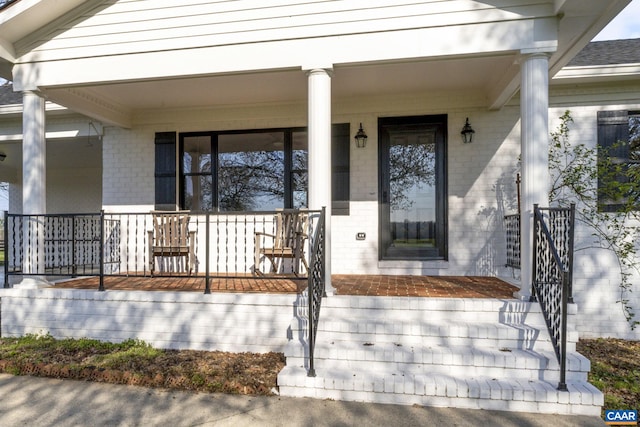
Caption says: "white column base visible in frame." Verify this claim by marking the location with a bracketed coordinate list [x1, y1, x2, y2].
[14, 276, 52, 289]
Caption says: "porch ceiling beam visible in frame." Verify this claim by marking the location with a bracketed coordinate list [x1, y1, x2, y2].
[42, 87, 132, 129]
[486, 59, 521, 110]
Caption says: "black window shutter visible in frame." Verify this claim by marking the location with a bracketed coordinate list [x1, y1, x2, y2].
[597, 111, 630, 212]
[154, 132, 177, 210]
[332, 123, 350, 215]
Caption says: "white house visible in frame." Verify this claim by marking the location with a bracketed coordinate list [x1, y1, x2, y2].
[0, 0, 638, 415]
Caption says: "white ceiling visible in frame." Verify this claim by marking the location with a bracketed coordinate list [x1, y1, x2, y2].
[52, 55, 517, 112]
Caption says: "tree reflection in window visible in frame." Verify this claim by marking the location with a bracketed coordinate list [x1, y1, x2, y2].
[183, 135, 212, 211]
[389, 133, 436, 212]
[218, 148, 285, 211]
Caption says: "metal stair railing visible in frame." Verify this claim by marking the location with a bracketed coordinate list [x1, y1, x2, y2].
[504, 213, 521, 269]
[307, 207, 326, 377]
[531, 204, 575, 391]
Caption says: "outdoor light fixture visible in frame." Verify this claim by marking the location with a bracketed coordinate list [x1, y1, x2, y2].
[354, 123, 368, 148]
[0, 152, 5, 161]
[461, 117, 475, 144]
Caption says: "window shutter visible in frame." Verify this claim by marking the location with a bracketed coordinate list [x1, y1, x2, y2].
[331, 123, 350, 215]
[154, 132, 177, 210]
[597, 111, 630, 212]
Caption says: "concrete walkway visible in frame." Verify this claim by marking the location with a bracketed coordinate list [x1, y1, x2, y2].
[0, 374, 606, 426]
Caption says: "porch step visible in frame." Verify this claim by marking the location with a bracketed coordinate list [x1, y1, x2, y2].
[278, 295, 601, 415]
[278, 366, 603, 416]
[312, 320, 576, 352]
[310, 296, 578, 352]
[284, 341, 590, 383]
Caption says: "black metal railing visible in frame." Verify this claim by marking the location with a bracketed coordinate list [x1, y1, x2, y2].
[504, 213, 521, 269]
[531, 204, 575, 391]
[307, 207, 326, 377]
[4, 209, 322, 291]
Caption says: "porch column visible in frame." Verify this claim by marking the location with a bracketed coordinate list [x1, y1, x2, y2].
[307, 68, 334, 295]
[16, 90, 49, 288]
[519, 53, 550, 299]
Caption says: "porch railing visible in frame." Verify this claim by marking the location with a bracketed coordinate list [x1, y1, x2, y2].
[504, 213, 521, 269]
[531, 204, 575, 391]
[307, 207, 326, 377]
[4, 209, 322, 291]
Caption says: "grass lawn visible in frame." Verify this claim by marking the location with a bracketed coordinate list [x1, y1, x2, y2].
[0, 334, 637, 411]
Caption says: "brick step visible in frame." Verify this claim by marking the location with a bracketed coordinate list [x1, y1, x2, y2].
[277, 365, 603, 416]
[302, 320, 577, 352]
[319, 297, 577, 325]
[284, 341, 589, 382]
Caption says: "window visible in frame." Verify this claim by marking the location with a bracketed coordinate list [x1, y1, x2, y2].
[597, 111, 640, 212]
[155, 124, 349, 213]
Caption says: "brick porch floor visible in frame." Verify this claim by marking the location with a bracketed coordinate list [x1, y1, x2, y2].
[53, 275, 519, 299]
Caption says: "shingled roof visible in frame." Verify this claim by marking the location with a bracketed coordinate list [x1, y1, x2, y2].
[567, 38, 640, 66]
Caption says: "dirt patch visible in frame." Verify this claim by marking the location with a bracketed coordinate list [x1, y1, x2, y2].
[577, 338, 640, 411]
[0, 337, 285, 395]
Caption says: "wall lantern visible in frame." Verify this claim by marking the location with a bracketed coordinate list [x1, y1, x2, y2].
[460, 117, 475, 144]
[0, 152, 5, 161]
[354, 123, 368, 148]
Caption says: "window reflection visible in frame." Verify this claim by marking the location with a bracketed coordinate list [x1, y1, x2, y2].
[183, 136, 212, 211]
[178, 126, 353, 213]
[218, 132, 286, 211]
[389, 132, 437, 248]
[292, 131, 308, 209]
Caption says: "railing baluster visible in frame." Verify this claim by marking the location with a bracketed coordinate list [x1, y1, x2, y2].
[99, 210, 105, 291]
[205, 213, 210, 294]
[3, 210, 8, 287]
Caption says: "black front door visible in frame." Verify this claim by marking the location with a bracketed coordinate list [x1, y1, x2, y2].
[379, 115, 447, 260]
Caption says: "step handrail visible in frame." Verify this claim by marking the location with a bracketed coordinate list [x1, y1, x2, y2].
[531, 204, 575, 391]
[307, 207, 326, 377]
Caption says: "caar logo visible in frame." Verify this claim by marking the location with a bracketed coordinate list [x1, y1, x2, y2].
[605, 410, 638, 426]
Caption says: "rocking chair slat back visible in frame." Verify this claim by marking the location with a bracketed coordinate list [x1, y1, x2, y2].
[148, 211, 195, 275]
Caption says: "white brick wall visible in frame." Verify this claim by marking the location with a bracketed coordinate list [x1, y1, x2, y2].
[103, 126, 155, 210]
[0, 288, 295, 352]
[547, 95, 640, 340]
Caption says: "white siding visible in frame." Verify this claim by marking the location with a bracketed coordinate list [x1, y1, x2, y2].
[17, 0, 554, 62]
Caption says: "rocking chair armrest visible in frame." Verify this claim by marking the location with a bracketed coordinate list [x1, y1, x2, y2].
[255, 232, 277, 239]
